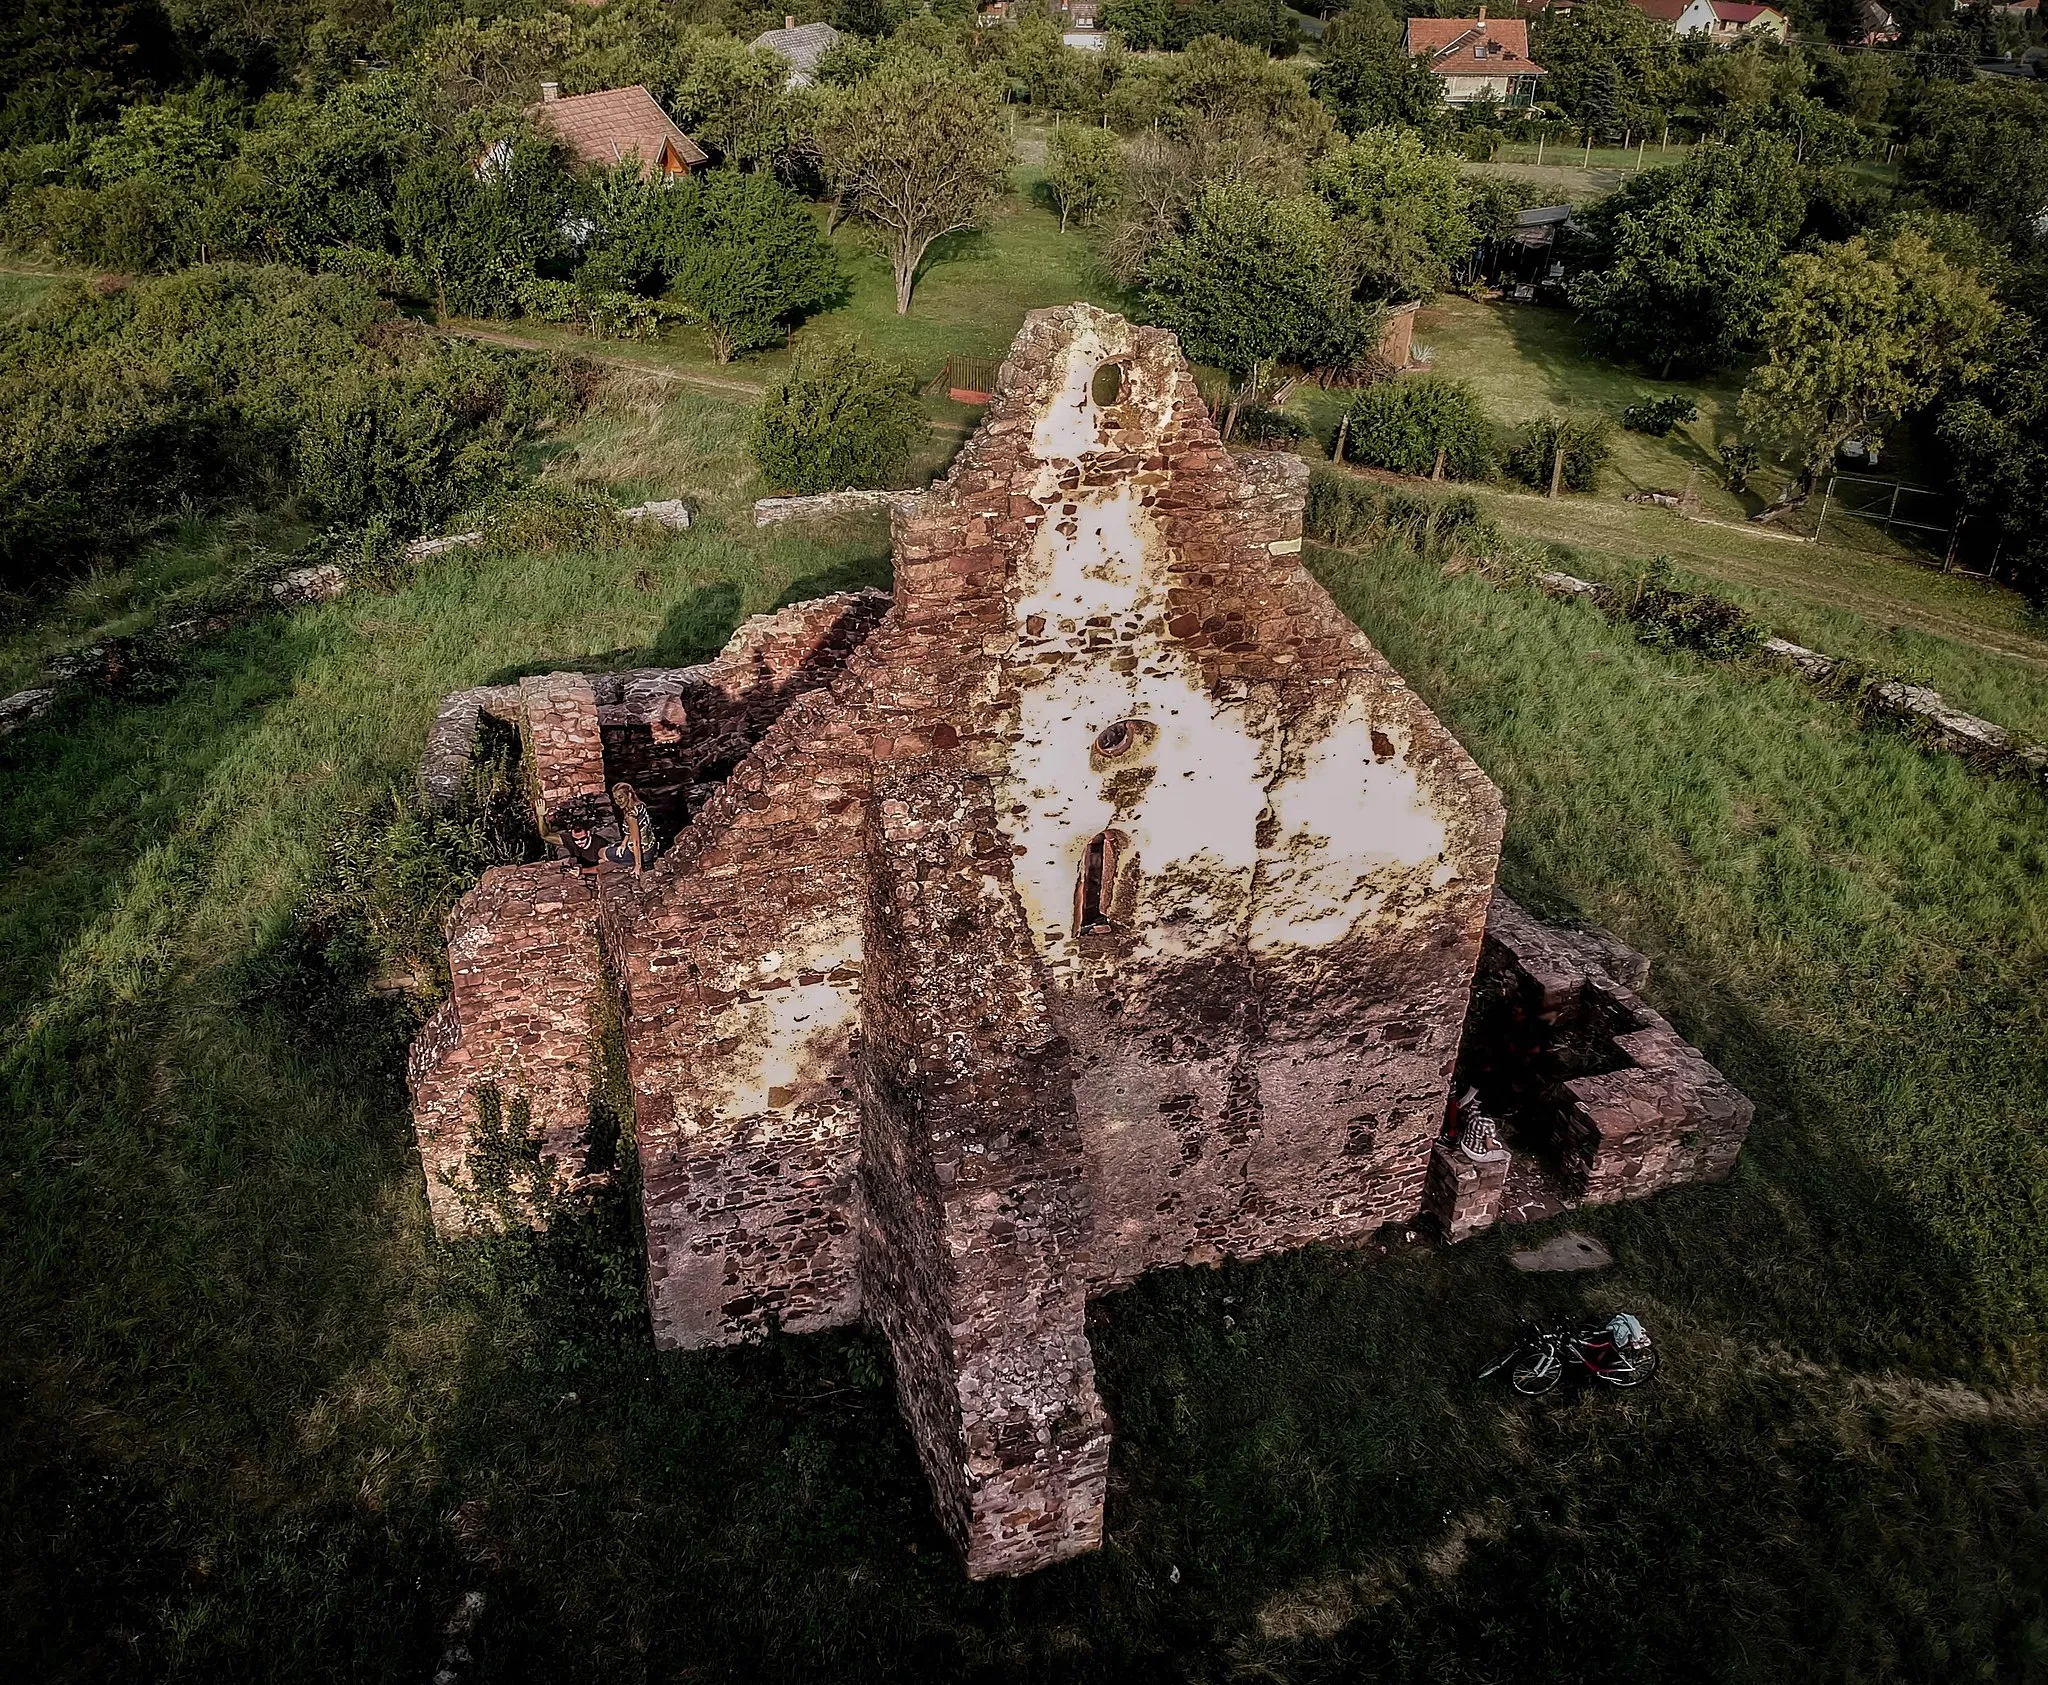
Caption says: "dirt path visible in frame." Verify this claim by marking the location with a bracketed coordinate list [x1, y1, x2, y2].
[436, 320, 770, 399]
[437, 320, 975, 440]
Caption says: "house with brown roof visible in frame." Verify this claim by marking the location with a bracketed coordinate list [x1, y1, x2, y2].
[528, 82, 708, 181]
[1626, 0, 1691, 24]
[1404, 10, 1547, 107]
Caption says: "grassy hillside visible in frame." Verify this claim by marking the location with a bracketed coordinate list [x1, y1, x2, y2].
[4, 366, 2047, 1681]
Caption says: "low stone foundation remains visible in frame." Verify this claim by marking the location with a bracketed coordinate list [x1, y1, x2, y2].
[406, 306, 1754, 1578]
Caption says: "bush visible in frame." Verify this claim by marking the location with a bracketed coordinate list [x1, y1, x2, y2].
[0, 265, 585, 594]
[300, 722, 539, 1004]
[1623, 394, 1700, 436]
[1720, 440, 1762, 493]
[1233, 405, 1312, 445]
[750, 339, 923, 495]
[1504, 415, 1612, 494]
[1622, 558, 1767, 661]
[1340, 375, 1493, 480]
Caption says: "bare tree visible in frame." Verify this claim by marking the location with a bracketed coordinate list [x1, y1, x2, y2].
[809, 55, 1014, 315]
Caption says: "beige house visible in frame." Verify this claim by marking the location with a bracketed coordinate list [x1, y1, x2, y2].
[1405, 12, 1547, 107]
[1674, 0, 1790, 42]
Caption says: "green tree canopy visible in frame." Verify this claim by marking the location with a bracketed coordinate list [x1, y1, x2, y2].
[1530, 0, 1680, 136]
[807, 50, 1012, 314]
[1045, 123, 1123, 233]
[1568, 135, 1806, 375]
[1740, 230, 2001, 487]
[1900, 80, 2048, 253]
[1936, 321, 2048, 600]
[1309, 6, 1443, 137]
[1311, 127, 1474, 303]
[664, 170, 842, 363]
[1144, 180, 1369, 426]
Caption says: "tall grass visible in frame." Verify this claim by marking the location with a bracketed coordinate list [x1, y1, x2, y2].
[3, 419, 2046, 1680]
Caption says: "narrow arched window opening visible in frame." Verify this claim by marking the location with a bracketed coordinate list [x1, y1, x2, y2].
[1078, 830, 1125, 931]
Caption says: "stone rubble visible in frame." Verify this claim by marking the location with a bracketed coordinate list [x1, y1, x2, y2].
[752, 488, 922, 526]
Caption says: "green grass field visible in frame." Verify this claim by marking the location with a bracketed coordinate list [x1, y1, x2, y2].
[5, 361, 2048, 1680]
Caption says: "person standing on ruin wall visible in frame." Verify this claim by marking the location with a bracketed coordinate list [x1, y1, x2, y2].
[605, 782, 658, 873]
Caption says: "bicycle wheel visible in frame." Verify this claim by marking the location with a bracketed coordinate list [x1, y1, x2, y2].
[1510, 1348, 1563, 1395]
[1603, 1346, 1660, 1388]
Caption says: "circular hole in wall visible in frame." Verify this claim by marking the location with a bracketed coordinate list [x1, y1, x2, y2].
[1090, 361, 1124, 406]
[1095, 720, 1138, 758]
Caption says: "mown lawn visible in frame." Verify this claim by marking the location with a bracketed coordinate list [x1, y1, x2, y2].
[4, 371, 2048, 1682]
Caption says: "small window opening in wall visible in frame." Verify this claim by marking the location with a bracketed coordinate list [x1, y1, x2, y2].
[1090, 361, 1124, 407]
[1095, 720, 1135, 758]
[1079, 831, 1116, 929]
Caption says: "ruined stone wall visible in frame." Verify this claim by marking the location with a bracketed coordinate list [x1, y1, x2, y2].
[408, 862, 605, 1234]
[596, 591, 889, 831]
[1477, 896, 1753, 1208]
[881, 307, 1505, 1288]
[857, 773, 1109, 1577]
[518, 674, 610, 839]
[608, 688, 879, 1349]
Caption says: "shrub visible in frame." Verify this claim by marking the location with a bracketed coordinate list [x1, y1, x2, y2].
[1623, 558, 1767, 661]
[1623, 394, 1700, 436]
[1720, 439, 1762, 493]
[750, 339, 924, 495]
[1504, 415, 1612, 494]
[471, 483, 656, 555]
[1233, 405, 1312, 445]
[301, 722, 540, 1003]
[0, 265, 584, 594]
[1340, 375, 1493, 480]
[583, 291, 664, 341]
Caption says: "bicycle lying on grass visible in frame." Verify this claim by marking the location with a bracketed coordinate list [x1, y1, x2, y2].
[1480, 1313, 1659, 1395]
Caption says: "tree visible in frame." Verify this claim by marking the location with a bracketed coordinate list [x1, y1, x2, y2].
[1568, 135, 1806, 375]
[1046, 124, 1121, 232]
[808, 51, 1012, 314]
[1739, 231, 2001, 493]
[665, 170, 841, 363]
[1530, 0, 1679, 137]
[750, 338, 924, 492]
[668, 33, 797, 171]
[1309, 6, 1443, 136]
[1311, 127, 1473, 302]
[1899, 80, 2048, 252]
[1143, 181, 1362, 431]
[1936, 323, 2048, 599]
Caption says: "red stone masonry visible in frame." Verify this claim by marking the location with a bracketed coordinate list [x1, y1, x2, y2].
[409, 863, 604, 1234]
[406, 305, 1755, 1578]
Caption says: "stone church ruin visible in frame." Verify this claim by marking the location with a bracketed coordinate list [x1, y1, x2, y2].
[407, 305, 1752, 1578]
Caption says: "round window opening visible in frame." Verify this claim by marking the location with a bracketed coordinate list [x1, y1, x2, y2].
[1090, 361, 1124, 407]
[1095, 720, 1137, 758]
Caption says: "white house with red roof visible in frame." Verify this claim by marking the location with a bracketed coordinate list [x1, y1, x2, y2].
[1403, 10, 1547, 106]
[1673, 0, 1789, 42]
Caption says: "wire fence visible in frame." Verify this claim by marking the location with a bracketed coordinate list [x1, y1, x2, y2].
[1811, 471, 2006, 581]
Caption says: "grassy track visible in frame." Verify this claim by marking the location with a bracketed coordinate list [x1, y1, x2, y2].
[4, 369, 2047, 1680]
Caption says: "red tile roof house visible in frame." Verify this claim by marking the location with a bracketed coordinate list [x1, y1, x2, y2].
[1627, 0, 1692, 24]
[1404, 11, 1548, 107]
[1673, 0, 1790, 42]
[525, 82, 709, 180]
